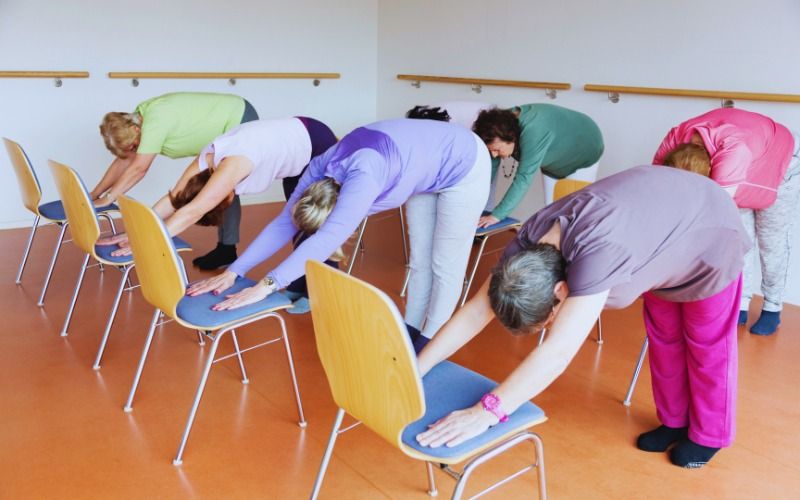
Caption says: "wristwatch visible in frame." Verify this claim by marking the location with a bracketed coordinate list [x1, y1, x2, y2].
[480, 393, 508, 423]
[261, 276, 276, 291]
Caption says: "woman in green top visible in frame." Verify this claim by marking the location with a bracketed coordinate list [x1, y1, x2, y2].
[473, 103, 604, 228]
[92, 92, 258, 269]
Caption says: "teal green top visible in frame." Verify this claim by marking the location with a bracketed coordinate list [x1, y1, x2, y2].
[135, 92, 245, 159]
[490, 103, 604, 220]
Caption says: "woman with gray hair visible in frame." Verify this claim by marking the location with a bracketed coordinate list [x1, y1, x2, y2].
[415, 165, 749, 469]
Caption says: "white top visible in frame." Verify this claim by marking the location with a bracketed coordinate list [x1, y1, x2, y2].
[434, 101, 495, 129]
[198, 118, 312, 195]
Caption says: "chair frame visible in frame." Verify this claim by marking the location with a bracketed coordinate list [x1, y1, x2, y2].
[306, 261, 546, 499]
[623, 337, 649, 406]
[117, 196, 305, 465]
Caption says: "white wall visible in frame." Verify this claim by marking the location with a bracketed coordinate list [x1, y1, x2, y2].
[377, 0, 800, 305]
[0, 0, 377, 227]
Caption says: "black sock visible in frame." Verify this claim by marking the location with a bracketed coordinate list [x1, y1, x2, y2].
[192, 243, 237, 270]
[669, 439, 720, 468]
[636, 425, 688, 452]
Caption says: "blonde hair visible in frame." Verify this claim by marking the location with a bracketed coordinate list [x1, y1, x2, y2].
[292, 178, 346, 262]
[663, 143, 711, 177]
[100, 112, 142, 158]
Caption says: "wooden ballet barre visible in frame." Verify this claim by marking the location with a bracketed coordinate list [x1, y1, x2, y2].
[584, 84, 800, 105]
[0, 71, 89, 78]
[0, 71, 89, 87]
[108, 72, 340, 87]
[397, 74, 570, 98]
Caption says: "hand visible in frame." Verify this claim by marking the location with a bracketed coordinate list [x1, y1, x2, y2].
[415, 403, 499, 448]
[477, 214, 500, 228]
[186, 270, 237, 296]
[212, 281, 273, 311]
[110, 240, 132, 257]
[97, 233, 128, 246]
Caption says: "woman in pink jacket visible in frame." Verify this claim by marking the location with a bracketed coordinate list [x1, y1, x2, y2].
[654, 108, 800, 335]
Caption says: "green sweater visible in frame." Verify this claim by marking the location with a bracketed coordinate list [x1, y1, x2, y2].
[135, 92, 245, 159]
[490, 103, 604, 220]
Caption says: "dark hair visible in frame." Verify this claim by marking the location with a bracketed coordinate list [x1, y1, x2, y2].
[169, 169, 233, 226]
[489, 243, 566, 335]
[473, 108, 521, 146]
[663, 143, 711, 177]
[406, 105, 451, 122]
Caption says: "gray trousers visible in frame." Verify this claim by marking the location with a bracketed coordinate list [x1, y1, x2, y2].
[217, 99, 259, 245]
[405, 134, 491, 339]
[740, 132, 800, 312]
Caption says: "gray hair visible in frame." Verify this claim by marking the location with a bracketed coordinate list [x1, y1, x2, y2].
[488, 243, 566, 334]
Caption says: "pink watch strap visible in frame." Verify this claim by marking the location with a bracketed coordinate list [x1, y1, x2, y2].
[480, 393, 509, 423]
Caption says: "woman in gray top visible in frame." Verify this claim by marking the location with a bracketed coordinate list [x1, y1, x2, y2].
[415, 166, 749, 469]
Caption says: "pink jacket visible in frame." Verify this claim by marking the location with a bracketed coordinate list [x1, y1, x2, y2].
[653, 108, 794, 209]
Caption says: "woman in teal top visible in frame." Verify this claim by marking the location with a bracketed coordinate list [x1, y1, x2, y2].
[91, 92, 258, 269]
[473, 103, 604, 227]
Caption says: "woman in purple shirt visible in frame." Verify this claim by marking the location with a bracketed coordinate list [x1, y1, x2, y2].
[188, 119, 491, 346]
[415, 166, 749, 469]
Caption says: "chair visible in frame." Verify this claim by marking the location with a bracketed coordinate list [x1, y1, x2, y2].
[347, 207, 409, 283]
[306, 260, 547, 499]
[117, 195, 306, 465]
[47, 160, 190, 369]
[5, 138, 118, 306]
[460, 216, 522, 306]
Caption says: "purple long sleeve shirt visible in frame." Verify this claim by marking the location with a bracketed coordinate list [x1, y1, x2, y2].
[228, 118, 479, 287]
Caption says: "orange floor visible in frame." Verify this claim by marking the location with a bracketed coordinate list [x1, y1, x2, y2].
[1, 203, 799, 499]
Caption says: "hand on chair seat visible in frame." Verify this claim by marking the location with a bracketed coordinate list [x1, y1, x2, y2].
[477, 214, 500, 228]
[187, 270, 237, 297]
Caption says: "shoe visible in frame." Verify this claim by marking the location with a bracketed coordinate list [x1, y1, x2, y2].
[192, 243, 237, 270]
[287, 297, 311, 315]
[737, 310, 748, 326]
[750, 310, 781, 335]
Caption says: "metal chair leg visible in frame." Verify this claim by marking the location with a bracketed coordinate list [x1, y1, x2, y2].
[37, 221, 68, 306]
[623, 337, 649, 407]
[273, 313, 306, 427]
[93, 265, 133, 369]
[399, 206, 409, 266]
[173, 331, 227, 465]
[98, 212, 117, 235]
[124, 309, 161, 412]
[59, 253, 90, 337]
[425, 462, 439, 497]
[230, 329, 249, 384]
[16, 215, 40, 284]
[310, 408, 345, 500]
[196, 331, 206, 346]
[452, 432, 547, 500]
[538, 327, 547, 346]
[346, 218, 368, 275]
[400, 266, 411, 297]
[460, 236, 489, 307]
[596, 317, 604, 345]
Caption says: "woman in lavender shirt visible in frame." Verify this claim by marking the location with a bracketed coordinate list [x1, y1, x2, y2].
[188, 119, 491, 349]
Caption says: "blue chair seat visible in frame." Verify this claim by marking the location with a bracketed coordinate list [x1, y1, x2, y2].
[38, 200, 119, 222]
[176, 277, 292, 329]
[475, 217, 520, 237]
[401, 361, 545, 460]
[94, 236, 190, 265]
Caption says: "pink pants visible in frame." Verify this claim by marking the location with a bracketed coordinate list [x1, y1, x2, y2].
[642, 275, 742, 448]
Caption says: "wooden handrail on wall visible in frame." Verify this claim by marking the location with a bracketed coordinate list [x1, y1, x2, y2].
[397, 74, 570, 98]
[0, 71, 89, 87]
[108, 72, 340, 87]
[584, 84, 800, 105]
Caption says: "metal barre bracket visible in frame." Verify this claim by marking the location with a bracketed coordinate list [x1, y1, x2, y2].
[313, 78, 321, 87]
[131, 78, 139, 87]
[471, 83, 482, 94]
[608, 91, 620, 103]
[545, 88, 557, 99]
[411, 80, 421, 88]
[228, 78, 237, 86]
[721, 98, 735, 108]
[54, 78, 63, 87]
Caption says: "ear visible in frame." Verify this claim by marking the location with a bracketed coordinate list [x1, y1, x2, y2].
[553, 280, 569, 302]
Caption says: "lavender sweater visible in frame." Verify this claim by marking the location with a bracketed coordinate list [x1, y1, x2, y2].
[228, 118, 479, 287]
